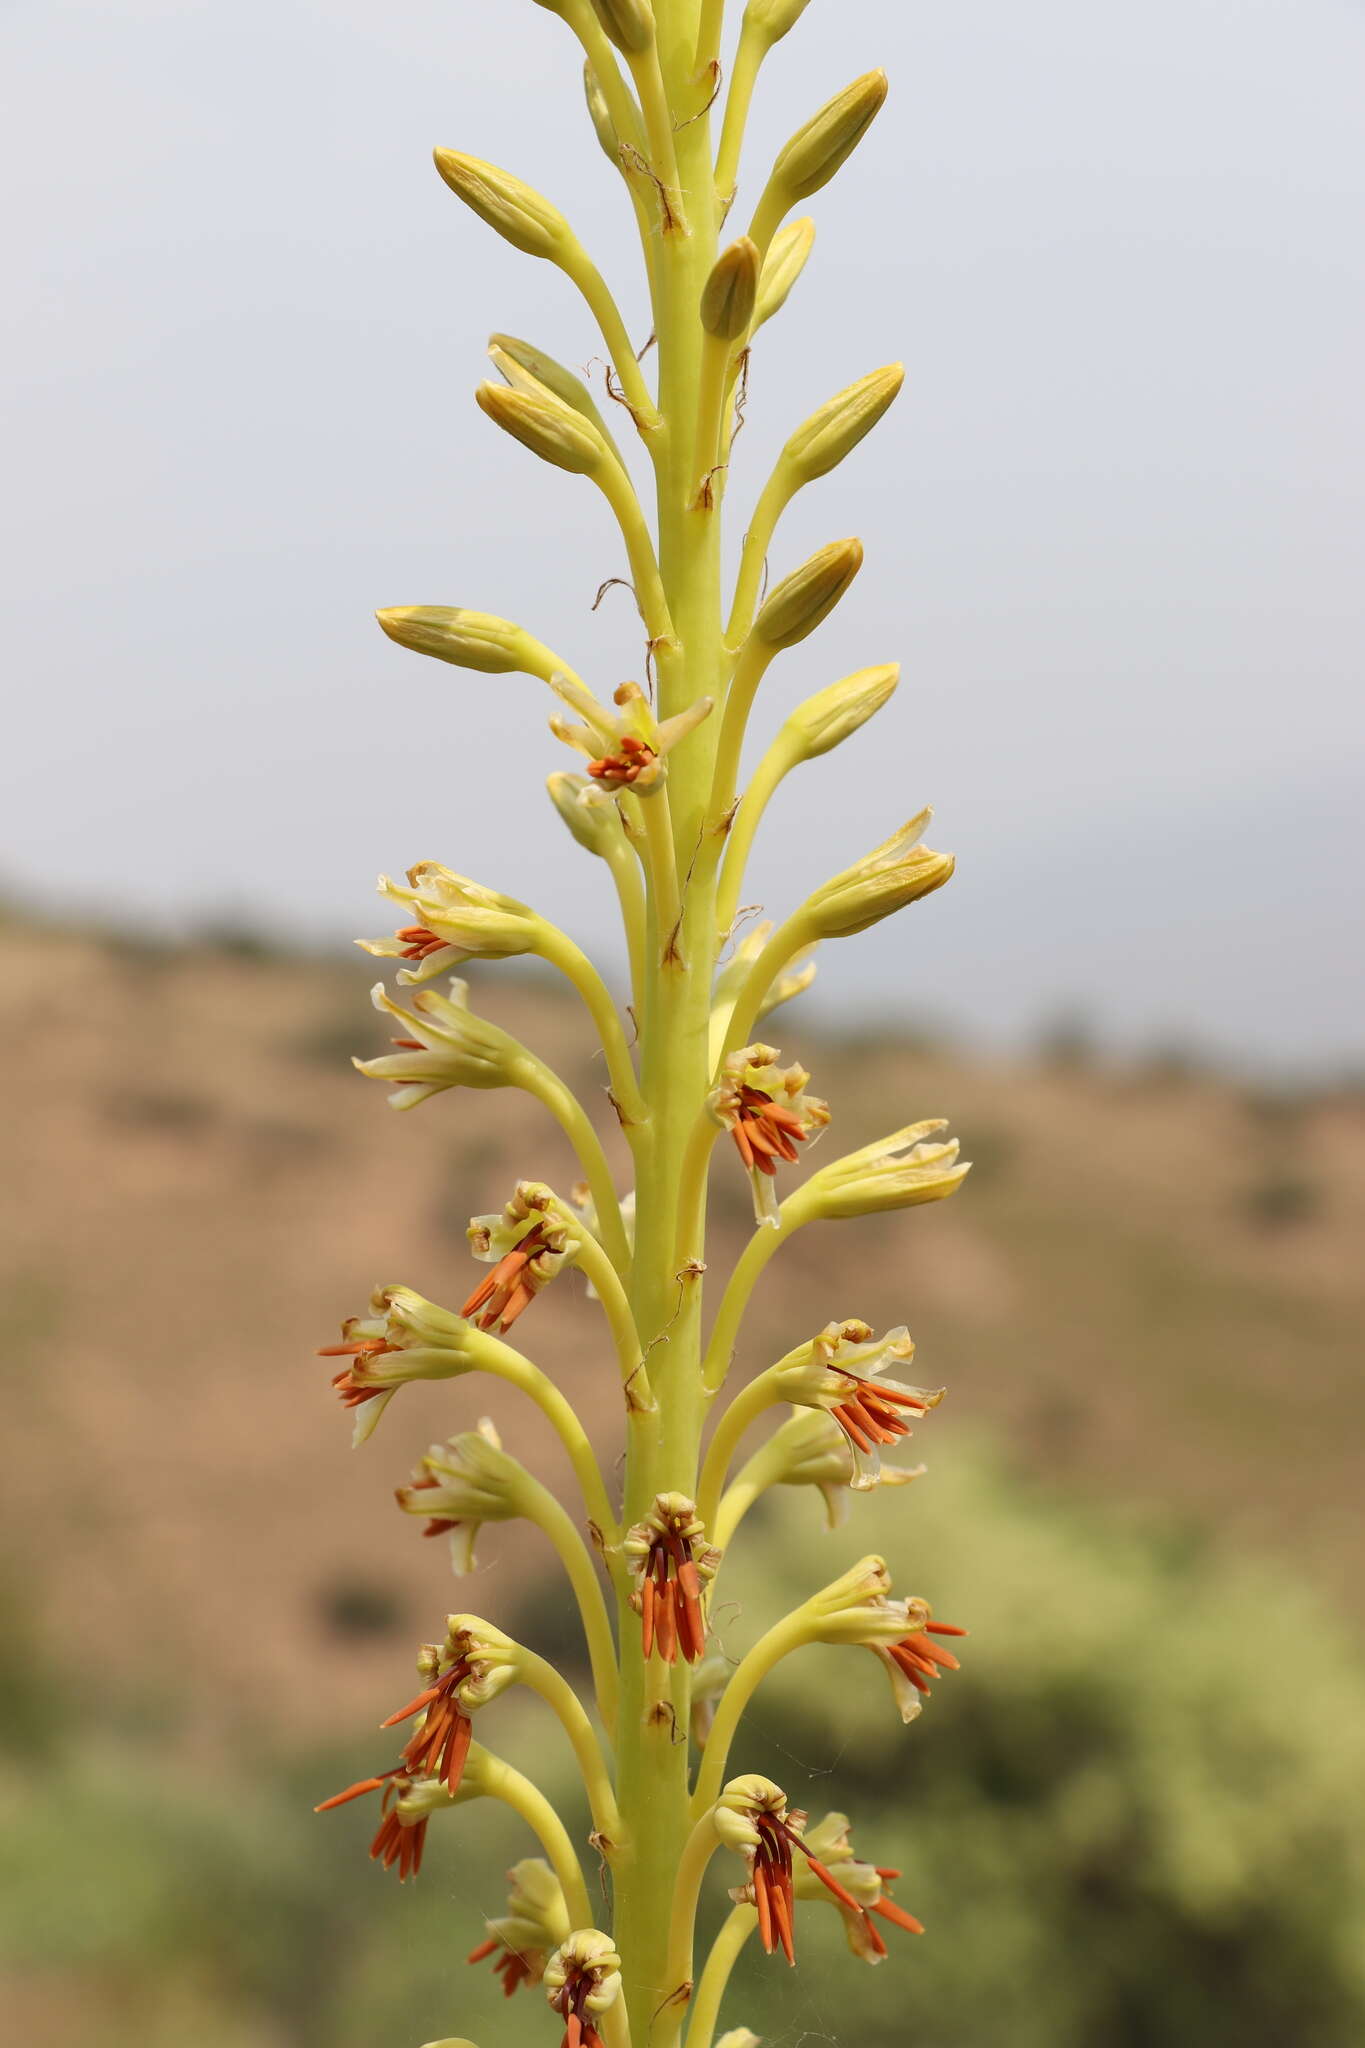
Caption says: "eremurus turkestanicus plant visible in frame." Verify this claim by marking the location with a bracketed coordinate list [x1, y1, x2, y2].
[314, 4, 972, 2043]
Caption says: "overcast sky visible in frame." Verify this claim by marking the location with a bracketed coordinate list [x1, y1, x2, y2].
[3, 0, 1363, 1072]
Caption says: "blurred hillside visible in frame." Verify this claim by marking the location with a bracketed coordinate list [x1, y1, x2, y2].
[1, 916, 1363, 2046]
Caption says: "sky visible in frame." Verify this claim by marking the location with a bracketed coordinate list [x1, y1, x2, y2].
[3, 0, 1363, 1072]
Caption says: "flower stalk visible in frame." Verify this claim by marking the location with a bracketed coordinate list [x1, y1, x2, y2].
[318, 6, 973, 2043]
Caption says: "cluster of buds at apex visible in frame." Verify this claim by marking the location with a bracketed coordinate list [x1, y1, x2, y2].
[380, 1619, 521, 1800]
[359, 862, 543, 984]
[624, 1494, 721, 1663]
[467, 1857, 571, 1999]
[313, 1761, 448, 1883]
[395, 1418, 531, 1575]
[353, 977, 528, 1111]
[788, 1119, 970, 1223]
[762, 1409, 926, 1529]
[543, 1930, 623, 2048]
[319, 1285, 476, 1446]
[708, 1044, 829, 1226]
[801, 808, 955, 940]
[463, 1182, 581, 1334]
[549, 674, 712, 797]
[792, 1812, 925, 1962]
[770, 1320, 944, 1488]
[798, 1559, 968, 1724]
[715, 1776, 876, 1966]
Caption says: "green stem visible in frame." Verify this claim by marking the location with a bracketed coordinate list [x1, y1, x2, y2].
[696, 1367, 778, 1534]
[701, 1211, 795, 1394]
[663, 1814, 722, 2018]
[685, 1904, 757, 2048]
[690, 1610, 808, 1817]
[518, 1054, 632, 1274]
[476, 1746, 595, 1929]
[713, 22, 765, 215]
[562, 242, 663, 433]
[521, 1645, 623, 1834]
[469, 1328, 618, 1541]
[713, 729, 799, 938]
[522, 1477, 623, 1736]
[716, 908, 811, 1057]
[538, 924, 649, 1129]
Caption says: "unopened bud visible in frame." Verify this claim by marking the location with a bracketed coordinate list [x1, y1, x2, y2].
[783, 663, 899, 761]
[587, 0, 654, 54]
[804, 809, 954, 938]
[752, 538, 863, 650]
[489, 332, 616, 446]
[476, 381, 604, 477]
[745, 0, 814, 46]
[701, 238, 761, 341]
[546, 772, 627, 858]
[771, 70, 888, 204]
[583, 62, 621, 164]
[782, 364, 903, 484]
[375, 606, 558, 681]
[432, 151, 571, 261]
[753, 216, 815, 332]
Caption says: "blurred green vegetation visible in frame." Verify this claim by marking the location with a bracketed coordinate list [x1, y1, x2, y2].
[4, 1446, 1364, 2048]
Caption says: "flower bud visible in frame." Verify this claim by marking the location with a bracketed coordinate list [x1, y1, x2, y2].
[489, 331, 617, 446]
[782, 664, 899, 762]
[751, 538, 863, 650]
[421, 2040, 479, 2048]
[770, 70, 888, 204]
[753, 216, 815, 333]
[476, 381, 604, 477]
[717, 2035, 762, 2048]
[375, 605, 559, 680]
[803, 810, 954, 939]
[782, 363, 903, 484]
[701, 237, 761, 340]
[791, 1121, 971, 1222]
[587, 0, 654, 54]
[546, 772, 628, 858]
[583, 61, 621, 164]
[432, 150, 571, 260]
[396, 1418, 533, 1575]
[744, 0, 814, 47]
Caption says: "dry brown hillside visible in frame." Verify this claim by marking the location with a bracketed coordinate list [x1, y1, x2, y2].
[3, 919, 1362, 1749]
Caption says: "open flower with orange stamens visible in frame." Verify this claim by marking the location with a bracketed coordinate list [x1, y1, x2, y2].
[623, 1493, 721, 1664]
[873, 1598, 969, 1720]
[467, 1857, 571, 1999]
[549, 674, 712, 797]
[793, 1556, 967, 1725]
[716, 1776, 874, 1966]
[707, 1042, 830, 1226]
[318, 1284, 478, 1445]
[792, 1812, 925, 1962]
[542, 1929, 623, 2048]
[360, 861, 545, 985]
[770, 1319, 944, 1489]
[353, 977, 531, 1110]
[378, 1619, 520, 1803]
[395, 1418, 531, 1574]
[463, 1181, 581, 1334]
[314, 1749, 459, 1883]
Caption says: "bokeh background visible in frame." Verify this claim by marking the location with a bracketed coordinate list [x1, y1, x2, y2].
[3, 1, 1363, 2044]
